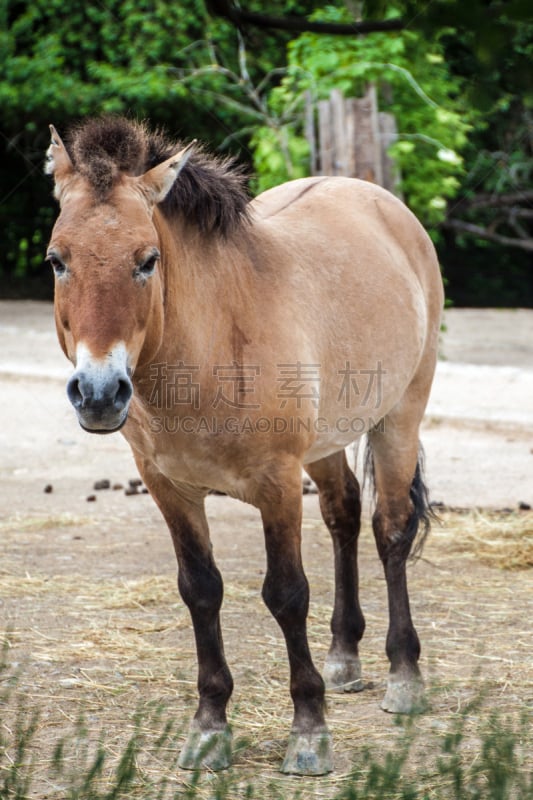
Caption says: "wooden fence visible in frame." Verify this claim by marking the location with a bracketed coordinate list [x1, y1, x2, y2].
[305, 85, 401, 196]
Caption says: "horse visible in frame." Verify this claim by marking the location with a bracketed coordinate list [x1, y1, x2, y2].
[45, 117, 443, 776]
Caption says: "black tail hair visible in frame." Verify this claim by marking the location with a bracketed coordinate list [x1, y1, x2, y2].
[364, 439, 436, 559]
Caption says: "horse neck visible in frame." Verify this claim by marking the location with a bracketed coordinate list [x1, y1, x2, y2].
[154, 213, 257, 365]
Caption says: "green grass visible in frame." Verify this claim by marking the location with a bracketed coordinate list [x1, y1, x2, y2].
[0, 657, 531, 799]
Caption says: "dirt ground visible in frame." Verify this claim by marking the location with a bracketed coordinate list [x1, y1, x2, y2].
[0, 302, 531, 796]
[1, 302, 532, 510]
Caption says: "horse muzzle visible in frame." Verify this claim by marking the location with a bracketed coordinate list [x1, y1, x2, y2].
[67, 344, 133, 434]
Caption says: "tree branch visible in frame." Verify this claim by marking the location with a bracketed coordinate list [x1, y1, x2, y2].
[443, 218, 533, 253]
[467, 190, 533, 208]
[206, 1, 405, 36]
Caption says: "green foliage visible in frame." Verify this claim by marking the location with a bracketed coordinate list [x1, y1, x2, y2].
[0, 0, 199, 286]
[0, 0, 204, 123]
[251, 5, 472, 228]
[0, 647, 531, 799]
[0, 0, 302, 287]
[0, 646, 38, 799]
[0, 1, 331, 288]
[436, 20, 533, 304]
[1, 0, 532, 303]
[50, 713, 141, 799]
[250, 126, 310, 194]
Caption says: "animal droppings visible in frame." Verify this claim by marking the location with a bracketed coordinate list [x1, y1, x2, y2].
[86, 494, 97, 502]
[93, 479, 111, 490]
[112, 483, 124, 491]
[44, 484, 53, 494]
[128, 479, 142, 488]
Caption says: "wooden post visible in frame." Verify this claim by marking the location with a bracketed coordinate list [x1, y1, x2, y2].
[305, 91, 317, 176]
[368, 85, 383, 186]
[330, 88, 346, 176]
[310, 86, 401, 197]
[352, 89, 375, 183]
[379, 111, 402, 197]
[345, 98, 357, 178]
[318, 99, 333, 176]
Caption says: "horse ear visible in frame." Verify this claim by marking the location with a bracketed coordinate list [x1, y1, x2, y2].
[45, 125, 74, 201]
[138, 142, 196, 204]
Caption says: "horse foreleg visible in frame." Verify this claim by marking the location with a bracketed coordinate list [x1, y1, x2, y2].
[176, 532, 233, 770]
[259, 461, 333, 776]
[135, 462, 233, 770]
[306, 450, 365, 693]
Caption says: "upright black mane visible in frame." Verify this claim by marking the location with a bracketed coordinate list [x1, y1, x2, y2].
[66, 116, 250, 236]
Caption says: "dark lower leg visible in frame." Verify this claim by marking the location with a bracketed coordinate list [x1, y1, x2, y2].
[383, 556, 421, 676]
[373, 507, 421, 678]
[262, 549, 326, 733]
[261, 541, 333, 774]
[366, 403, 430, 712]
[308, 456, 365, 682]
[258, 463, 333, 775]
[178, 552, 233, 731]
[327, 477, 365, 662]
[133, 464, 233, 767]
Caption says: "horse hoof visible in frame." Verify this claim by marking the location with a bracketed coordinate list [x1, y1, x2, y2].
[281, 731, 333, 775]
[178, 724, 232, 771]
[380, 675, 426, 714]
[323, 655, 364, 693]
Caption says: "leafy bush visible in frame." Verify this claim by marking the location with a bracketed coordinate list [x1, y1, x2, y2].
[250, 6, 472, 230]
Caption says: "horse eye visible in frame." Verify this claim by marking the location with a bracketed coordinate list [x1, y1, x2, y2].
[137, 250, 159, 279]
[46, 253, 67, 276]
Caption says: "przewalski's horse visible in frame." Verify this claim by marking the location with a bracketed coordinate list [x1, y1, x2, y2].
[45, 117, 443, 776]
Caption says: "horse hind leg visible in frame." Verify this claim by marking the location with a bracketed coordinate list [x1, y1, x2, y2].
[306, 448, 365, 693]
[367, 398, 434, 714]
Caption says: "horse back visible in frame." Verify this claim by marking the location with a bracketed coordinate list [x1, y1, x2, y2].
[250, 176, 443, 350]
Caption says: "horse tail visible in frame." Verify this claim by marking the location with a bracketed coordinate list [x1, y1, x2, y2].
[363, 438, 436, 559]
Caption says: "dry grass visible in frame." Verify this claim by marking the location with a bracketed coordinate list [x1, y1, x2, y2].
[0, 513, 92, 534]
[0, 508, 531, 798]
[432, 508, 533, 569]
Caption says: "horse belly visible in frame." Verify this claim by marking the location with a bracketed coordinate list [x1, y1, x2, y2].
[301, 297, 429, 463]
[303, 429, 363, 465]
[302, 370, 408, 464]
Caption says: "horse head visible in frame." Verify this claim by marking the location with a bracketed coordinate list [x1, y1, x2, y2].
[45, 123, 192, 433]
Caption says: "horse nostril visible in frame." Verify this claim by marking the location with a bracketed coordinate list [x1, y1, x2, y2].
[67, 375, 84, 409]
[114, 377, 133, 411]
[66, 369, 132, 419]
